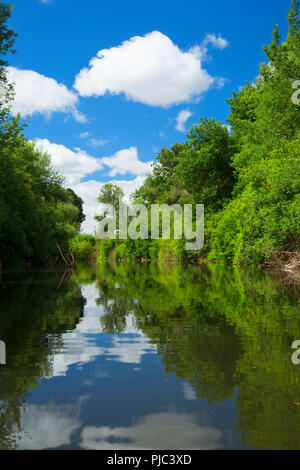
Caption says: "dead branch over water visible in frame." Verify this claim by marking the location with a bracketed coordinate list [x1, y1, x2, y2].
[264, 243, 300, 291]
[56, 244, 75, 268]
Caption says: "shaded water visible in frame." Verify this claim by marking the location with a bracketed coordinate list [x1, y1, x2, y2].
[0, 261, 300, 450]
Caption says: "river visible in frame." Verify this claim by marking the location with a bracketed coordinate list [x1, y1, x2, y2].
[0, 261, 300, 449]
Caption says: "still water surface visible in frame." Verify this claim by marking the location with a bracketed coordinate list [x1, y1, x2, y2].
[0, 262, 300, 450]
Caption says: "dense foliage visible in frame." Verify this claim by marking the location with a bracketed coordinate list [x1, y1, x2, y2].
[0, 3, 84, 267]
[69, 234, 97, 260]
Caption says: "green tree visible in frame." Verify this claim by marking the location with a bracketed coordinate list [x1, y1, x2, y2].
[95, 183, 125, 227]
[97, 183, 124, 211]
[66, 188, 86, 231]
[0, 4, 85, 267]
[0, 127, 83, 265]
[174, 118, 236, 209]
[0, 2, 16, 120]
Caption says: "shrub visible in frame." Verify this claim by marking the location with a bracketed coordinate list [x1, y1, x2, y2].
[69, 235, 96, 259]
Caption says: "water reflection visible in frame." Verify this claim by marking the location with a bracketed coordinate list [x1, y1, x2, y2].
[80, 412, 223, 450]
[0, 263, 300, 449]
[17, 397, 87, 450]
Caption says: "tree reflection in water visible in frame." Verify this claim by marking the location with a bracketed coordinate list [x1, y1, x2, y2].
[0, 262, 300, 449]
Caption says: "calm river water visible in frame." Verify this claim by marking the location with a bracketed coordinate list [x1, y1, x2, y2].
[0, 261, 300, 450]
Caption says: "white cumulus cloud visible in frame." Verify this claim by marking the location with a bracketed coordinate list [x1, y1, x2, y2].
[175, 109, 193, 132]
[101, 147, 153, 177]
[74, 31, 224, 107]
[202, 33, 229, 50]
[7, 66, 86, 122]
[34, 138, 103, 185]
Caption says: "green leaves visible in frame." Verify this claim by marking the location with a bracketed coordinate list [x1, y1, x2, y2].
[175, 118, 236, 209]
[0, 117, 84, 266]
[134, 119, 235, 211]
[0, 3, 16, 67]
[97, 183, 124, 210]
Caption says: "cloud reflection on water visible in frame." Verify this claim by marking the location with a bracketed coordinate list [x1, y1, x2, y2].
[49, 284, 156, 377]
[80, 411, 222, 450]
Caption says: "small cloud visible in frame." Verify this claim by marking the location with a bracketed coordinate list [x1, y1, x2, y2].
[88, 138, 110, 148]
[79, 132, 90, 139]
[216, 77, 229, 89]
[175, 109, 193, 132]
[71, 108, 88, 123]
[198, 33, 229, 63]
[100, 147, 153, 177]
[202, 33, 229, 50]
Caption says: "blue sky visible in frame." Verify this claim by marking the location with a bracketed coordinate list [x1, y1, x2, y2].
[6, 0, 291, 232]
